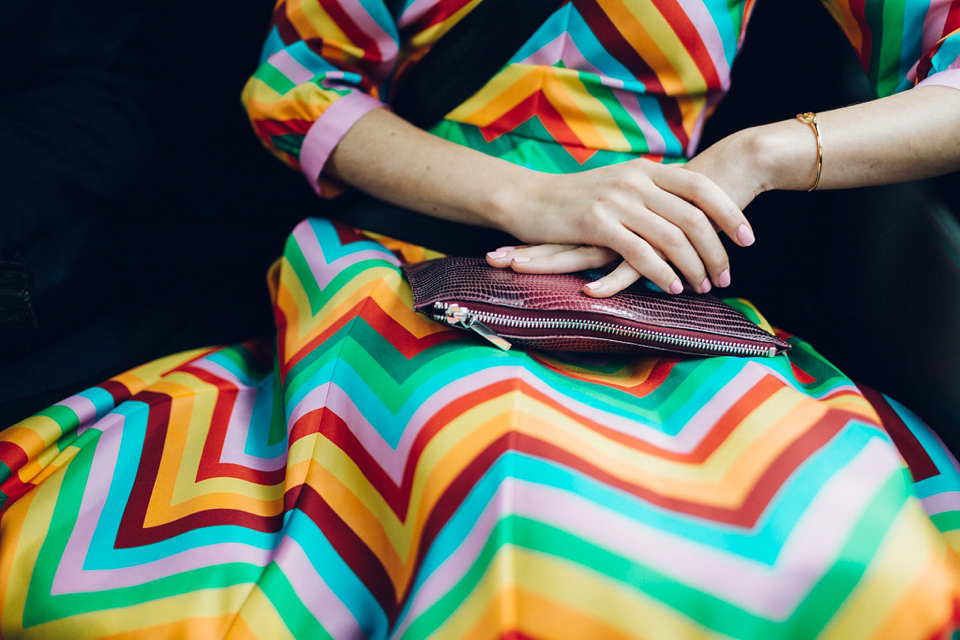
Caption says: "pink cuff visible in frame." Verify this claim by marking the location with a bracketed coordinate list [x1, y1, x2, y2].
[917, 68, 960, 92]
[299, 91, 387, 194]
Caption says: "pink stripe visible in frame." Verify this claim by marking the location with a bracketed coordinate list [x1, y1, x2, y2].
[267, 49, 316, 86]
[520, 33, 627, 88]
[398, 0, 441, 28]
[288, 359, 780, 494]
[293, 219, 401, 290]
[392, 480, 513, 636]
[917, 67, 960, 90]
[399, 439, 904, 624]
[53, 410, 277, 594]
[299, 92, 386, 194]
[921, 0, 951, 55]
[274, 538, 365, 639]
[675, 0, 732, 87]
[339, 0, 399, 82]
[688, 90, 725, 153]
[187, 360, 290, 471]
[920, 491, 960, 517]
[615, 88, 669, 154]
[57, 394, 100, 435]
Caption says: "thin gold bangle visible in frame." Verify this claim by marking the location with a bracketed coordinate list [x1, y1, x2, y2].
[795, 112, 822, 191]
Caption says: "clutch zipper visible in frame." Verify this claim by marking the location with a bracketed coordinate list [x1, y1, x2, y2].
[432, 301, 778, 357]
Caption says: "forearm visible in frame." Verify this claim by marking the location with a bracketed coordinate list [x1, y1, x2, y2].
[325, 107, 532, 232]
[738, 86, 960, 193]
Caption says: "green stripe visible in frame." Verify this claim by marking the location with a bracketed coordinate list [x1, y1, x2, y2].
[272, 133, 306, 157]
[253, 64, 297, 95]
[23, 442, 258, 625]
[867, 0, 907, 97]
[405, 474, 911, 639]
[259, 562, 333, 639]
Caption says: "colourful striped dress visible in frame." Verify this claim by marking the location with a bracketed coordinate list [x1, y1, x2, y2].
[3, 1, 960, 638]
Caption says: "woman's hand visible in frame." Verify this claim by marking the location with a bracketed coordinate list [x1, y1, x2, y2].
[488, 158, 755, 297]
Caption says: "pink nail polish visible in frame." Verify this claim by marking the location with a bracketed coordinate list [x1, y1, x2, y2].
[487, 250, 507, 259]
[737, 224, 755, 246]
[669, 280, 684, 294]
[718, 269, 731, 288]
[700, 278, 711, 293]
[512, 256, 530, 263]
[584, 281, 602, 291]
[496, 246, 516, 252]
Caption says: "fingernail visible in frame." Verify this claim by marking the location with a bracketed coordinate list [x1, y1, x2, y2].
[700, 277, 711, 293]
[669, 280, 684, 294]
[496, 246, 516, 252]
[584, 281, 602, 291]
[718, 269, 731, 288]
[487, 250, 507, 259]
[737, 224, 755, 246]
[512, 256, 530, 264]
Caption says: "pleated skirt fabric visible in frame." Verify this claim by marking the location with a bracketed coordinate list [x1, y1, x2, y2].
[2, 218, 960, 639]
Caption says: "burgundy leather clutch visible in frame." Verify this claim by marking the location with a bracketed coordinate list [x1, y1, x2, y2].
[402, 257, 791, 358]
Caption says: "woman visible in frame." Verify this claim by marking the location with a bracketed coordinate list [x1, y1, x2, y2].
[2, 1, 960, 638]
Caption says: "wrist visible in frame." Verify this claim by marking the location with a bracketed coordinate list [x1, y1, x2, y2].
[480, 164, 547, 238]
[738, 120, 822, 192]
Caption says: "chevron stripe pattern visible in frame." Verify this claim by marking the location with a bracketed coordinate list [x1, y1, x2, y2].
[241, 0, 960, 195]
[2, 218, 960, 639]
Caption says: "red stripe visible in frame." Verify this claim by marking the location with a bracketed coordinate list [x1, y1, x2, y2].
[188, 366, 287, 487]
[0, 442, 33, 514]
[573, 0, 689, 148]
[286, 484, 398, 617]
[483, 90, 598, 164]
[115, 391, 284, 548]
[856, 383, 939, 481]
[848, 0, 873, 71]
[654, 0, 722, 88]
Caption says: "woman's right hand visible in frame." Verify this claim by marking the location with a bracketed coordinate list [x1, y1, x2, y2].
[490, 158, 755, 297]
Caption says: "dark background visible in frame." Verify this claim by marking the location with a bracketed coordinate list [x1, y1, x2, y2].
[1, 1, 958, 450]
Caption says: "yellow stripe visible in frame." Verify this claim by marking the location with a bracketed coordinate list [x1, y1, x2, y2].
[0, 486, 46, 632]
[820, 500, 959, 640]
[608, 0, 702, 95]
[286, 0, 347, 46]
[449, 65, 545, 125]
[230, 586, 295, 640]
[543, 69, 631, 150]
[299, 387, 839, 594]
[821, 0, 864, 59]
[139, 376, 285, 525]
[438, 546, 720, 639]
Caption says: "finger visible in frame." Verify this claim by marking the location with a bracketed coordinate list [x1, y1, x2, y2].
[486, 243, 579, 266]
[647, 161, 755, 248]
[486, 244, 530, 267]
[508, 245, 618, 274]
[582, 260, 645, 298]
[641, 189, 729, 291]
[613, 199, 712, 293]
[603, 230, 684, 297]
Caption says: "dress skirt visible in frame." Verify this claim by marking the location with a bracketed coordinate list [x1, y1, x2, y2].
[2, 218, 960, 639]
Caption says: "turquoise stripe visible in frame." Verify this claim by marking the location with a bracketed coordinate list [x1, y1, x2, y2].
[282, 507, 390, 638]
[259, 25, 286, 66]
[929, 33, 960, 77]
[84, 402, 285, 569]
[704, 0, 741, 62]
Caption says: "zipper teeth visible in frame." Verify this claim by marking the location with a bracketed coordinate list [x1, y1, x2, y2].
[433, 302, 774, 358]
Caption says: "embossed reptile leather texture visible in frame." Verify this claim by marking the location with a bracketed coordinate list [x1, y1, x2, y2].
[402, 257, 791, 357]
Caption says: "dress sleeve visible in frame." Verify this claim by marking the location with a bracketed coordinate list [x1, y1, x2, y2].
[241, 0, 400, 196]
[819, 0, 960, 97]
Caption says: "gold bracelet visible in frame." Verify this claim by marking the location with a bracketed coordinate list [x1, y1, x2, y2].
[795, 112, 822, 191]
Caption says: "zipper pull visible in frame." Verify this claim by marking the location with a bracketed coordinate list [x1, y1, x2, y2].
[439, 304, 512, 351]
